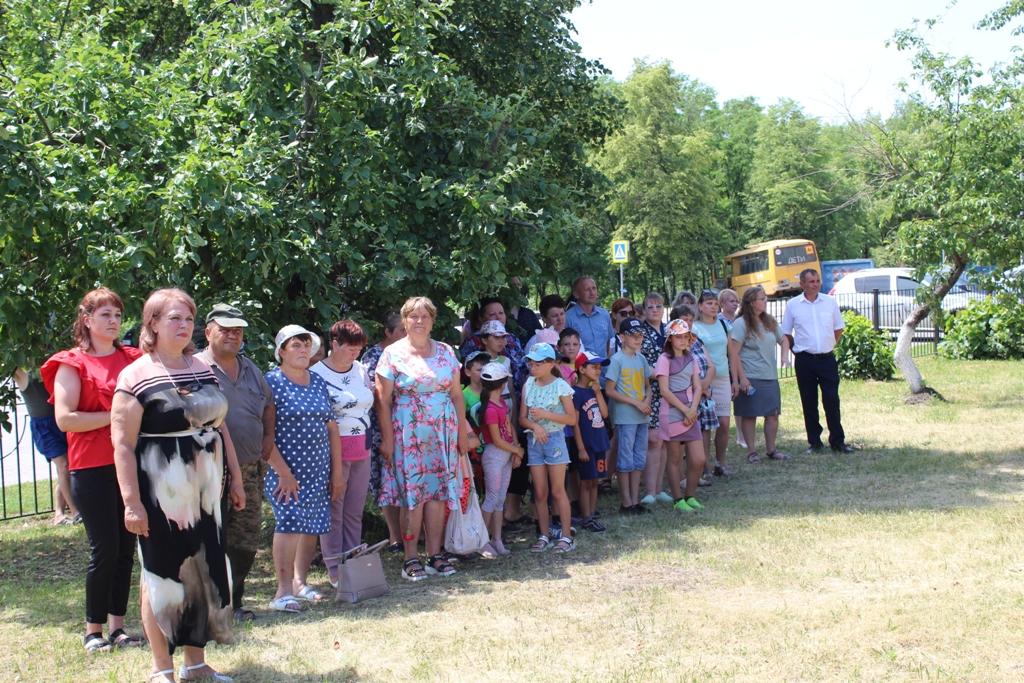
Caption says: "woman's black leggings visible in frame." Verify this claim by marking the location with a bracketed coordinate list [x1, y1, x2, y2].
[70, 464, 136, 624]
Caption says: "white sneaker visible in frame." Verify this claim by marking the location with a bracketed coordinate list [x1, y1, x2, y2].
[640, 494, 656, 505]
[655, 492, 673, 503]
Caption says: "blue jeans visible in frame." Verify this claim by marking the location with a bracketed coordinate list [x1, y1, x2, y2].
[615, 423, 648, 473]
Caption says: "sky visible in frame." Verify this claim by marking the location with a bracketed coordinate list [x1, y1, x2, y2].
[569, 0, 1022, 121]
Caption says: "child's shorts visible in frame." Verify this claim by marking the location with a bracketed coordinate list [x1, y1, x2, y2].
[576, 449, 608, 481]
[615, 423, 647, 473]
[31, 416, 68, 461]
[527, 431, 570, 467]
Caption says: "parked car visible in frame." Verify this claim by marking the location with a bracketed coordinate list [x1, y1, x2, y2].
[829, 268, 987, 336]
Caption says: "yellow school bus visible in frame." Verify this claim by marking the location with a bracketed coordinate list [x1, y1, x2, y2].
[713, 239, 819, 298]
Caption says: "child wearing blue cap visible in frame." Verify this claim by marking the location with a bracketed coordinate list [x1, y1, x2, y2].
[519, 342, 577, 553]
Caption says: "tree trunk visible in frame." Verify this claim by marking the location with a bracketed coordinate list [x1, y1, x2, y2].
[893, 303, 930, 393]
[894, 255, 968, 394]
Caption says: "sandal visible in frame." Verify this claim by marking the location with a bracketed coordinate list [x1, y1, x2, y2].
[149, 670, 175, 682]
[747, 452, 762, 464]
[232, 608, 256, 622]
[425, 554, 457, 576]
[697, 474, 713, 487]
[553, 536, 575, 553]
[84, 632, 112, 653]
[268, 595, 302, 612]
[387, 542, 403, 553]
[179, 662, 233, 682]
[765, 450, 790, 461]
[401, 558, 428, 582]
[530, 535, 552, 553]
[55, 516, 74, 526]
[295, 585, 326, 602]
[109, 628, 144, 648]
[597, 480, 614, 495]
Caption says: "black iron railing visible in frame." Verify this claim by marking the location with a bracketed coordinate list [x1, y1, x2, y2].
[1, 394, 55, 521]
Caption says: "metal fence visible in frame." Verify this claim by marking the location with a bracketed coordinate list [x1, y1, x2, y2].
[0, 393, 56, 521]
[766, 289, 941, 380]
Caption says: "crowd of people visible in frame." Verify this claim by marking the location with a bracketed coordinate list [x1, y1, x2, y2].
[19, 269, 855, 682]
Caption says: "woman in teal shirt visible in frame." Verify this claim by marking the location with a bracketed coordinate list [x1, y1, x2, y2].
[692, 290, 733, 477]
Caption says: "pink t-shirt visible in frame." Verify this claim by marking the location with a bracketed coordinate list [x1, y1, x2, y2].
[481, 401, 513, 445]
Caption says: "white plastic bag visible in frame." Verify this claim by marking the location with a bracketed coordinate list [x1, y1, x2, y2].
[444, 471, 489, 555]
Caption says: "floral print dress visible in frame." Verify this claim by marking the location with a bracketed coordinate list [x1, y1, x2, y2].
[376, 341, 461, 510]
[640, 321, 666, 430]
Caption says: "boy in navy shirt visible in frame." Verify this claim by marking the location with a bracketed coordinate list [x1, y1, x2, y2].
[572, 351, 611, 532]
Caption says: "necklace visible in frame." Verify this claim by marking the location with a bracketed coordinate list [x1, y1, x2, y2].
[155, 351, 203, 396]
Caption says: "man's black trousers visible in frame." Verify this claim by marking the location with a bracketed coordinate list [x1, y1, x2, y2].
[794, 351, 845, 448]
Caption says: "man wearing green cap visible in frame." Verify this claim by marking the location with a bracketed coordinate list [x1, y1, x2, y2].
[196, 303, 278, 621]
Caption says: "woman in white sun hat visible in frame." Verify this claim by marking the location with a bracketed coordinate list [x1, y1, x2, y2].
[264, 325, 343, 613]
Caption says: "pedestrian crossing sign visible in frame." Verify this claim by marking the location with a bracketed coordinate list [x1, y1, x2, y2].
[612, 240, 629, 263]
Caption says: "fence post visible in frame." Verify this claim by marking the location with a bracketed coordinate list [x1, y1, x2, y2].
[871, 289, 881, 332]
[934, 314, 941, 353]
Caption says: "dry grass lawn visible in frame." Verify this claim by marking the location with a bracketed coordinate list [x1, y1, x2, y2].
[2, 357, 1023, 682]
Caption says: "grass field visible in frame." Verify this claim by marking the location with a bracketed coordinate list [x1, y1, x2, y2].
[2, 357, 1022, 682]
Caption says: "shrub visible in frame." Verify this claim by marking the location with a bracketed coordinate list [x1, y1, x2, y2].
[938, 295, 1024, 360]
[834, 311, 896, 381]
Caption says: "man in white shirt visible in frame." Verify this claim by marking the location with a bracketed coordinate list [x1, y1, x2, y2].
[781, 269, 853, 454]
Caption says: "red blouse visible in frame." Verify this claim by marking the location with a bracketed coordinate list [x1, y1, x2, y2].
[40, 346, 143, 471]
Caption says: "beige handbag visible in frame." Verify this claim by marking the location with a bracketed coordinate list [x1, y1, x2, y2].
[335, 552, 390, 603]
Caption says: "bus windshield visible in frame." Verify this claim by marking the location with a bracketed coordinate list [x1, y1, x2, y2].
[774, 244, 817, 267]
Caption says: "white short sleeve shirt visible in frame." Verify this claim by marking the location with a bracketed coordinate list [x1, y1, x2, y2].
[781, 293, 845, 354]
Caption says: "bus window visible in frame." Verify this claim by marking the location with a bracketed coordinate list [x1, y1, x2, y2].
[738, 251, 769, 275]
[774, 244, 818, 267]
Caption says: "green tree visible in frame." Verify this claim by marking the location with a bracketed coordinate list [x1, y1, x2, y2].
[0, 0, 618, 417]
[707, 97, 764, 243]
[744, 100, 868, 259]
[595, 60, 723, 298]
[868, 8, 1024, 393]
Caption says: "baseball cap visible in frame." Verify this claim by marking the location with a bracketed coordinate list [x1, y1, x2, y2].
[618, 318, 643, 335]
[463, 350, 491, 367]
[525, 342, 556, 362]
[665, 319, 697, 342]
[206, 303, 248, 328]
[480, 361, 511, 381]
[479, 320, 508, 337]
[575, 351, 610, 372]
[534, 328, 559, 346]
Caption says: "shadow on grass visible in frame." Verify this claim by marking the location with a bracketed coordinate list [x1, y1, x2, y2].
[3, 438, 1023, 673]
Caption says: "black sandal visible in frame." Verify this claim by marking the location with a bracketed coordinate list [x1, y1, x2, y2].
[401, 558, 428, 582]
[425, 554, 457, 576]
[83, 632, 112, 653]
[765, 450, 790, 461]
[109, 628, 144, 648]
[747, 452, 762, 464]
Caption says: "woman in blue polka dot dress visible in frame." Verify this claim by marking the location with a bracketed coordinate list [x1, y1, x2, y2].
[264, 326, 342, 612]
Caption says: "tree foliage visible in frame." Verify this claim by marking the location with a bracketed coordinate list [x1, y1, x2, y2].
[744, 100, 869, 259]
[855, 11, 1024, 392]
[595, 60, 723, 297]
[0, 0, 618, 413]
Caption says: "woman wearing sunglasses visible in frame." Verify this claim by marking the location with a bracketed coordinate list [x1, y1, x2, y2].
[111, 288, 245, 682]
[608, 298, 636, 356]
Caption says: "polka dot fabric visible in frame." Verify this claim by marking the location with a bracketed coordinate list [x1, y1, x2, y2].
[264, 369, 335, 535]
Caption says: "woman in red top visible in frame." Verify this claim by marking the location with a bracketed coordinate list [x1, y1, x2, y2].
[41, 288, 143, 653]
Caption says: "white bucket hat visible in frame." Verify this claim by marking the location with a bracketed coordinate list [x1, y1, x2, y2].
[274, 325, 321, 363]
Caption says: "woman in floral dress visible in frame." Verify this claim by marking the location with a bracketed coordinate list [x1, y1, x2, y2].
[375, 297, 469, 582]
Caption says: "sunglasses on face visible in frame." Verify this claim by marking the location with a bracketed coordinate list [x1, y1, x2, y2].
[614, 309, 635, 317]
